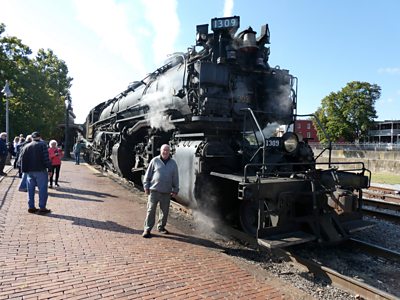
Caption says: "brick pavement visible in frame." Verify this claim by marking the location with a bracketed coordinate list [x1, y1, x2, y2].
[0, 161, 309, 300]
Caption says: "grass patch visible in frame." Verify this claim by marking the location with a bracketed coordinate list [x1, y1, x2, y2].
[371, 172, 400, 185]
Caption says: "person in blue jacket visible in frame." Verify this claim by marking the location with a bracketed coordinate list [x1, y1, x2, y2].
[73, 140, 85, 165]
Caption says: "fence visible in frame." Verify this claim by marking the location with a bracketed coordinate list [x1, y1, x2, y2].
[309, 142, 400, 152]
[309, 143, 400, 174]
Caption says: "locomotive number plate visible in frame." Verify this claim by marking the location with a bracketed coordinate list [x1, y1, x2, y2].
[266, 138, 281, 148]
[211, 16, 240, 31]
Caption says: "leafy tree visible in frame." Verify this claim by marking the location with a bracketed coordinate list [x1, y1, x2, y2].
[0, 23, 73, 140]
[314, 81, 380, 143]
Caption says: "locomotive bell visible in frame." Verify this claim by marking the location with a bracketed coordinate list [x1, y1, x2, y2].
[240, 27, 258, 52]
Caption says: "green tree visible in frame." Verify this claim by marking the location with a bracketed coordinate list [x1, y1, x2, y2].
[0, 23, 73, 140]
[314, 81, 380, 143]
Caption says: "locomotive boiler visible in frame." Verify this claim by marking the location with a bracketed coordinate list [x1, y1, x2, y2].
[84, 16, 372, 248]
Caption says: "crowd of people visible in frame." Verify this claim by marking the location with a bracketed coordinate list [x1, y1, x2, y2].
[2, 133, 180, 237]
[0, 131, 87, 214]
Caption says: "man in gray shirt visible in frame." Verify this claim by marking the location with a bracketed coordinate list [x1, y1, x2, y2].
[142, 144, 179, 238]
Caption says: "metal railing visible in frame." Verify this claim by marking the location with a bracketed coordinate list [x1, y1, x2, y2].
[309, 142, 400, 151]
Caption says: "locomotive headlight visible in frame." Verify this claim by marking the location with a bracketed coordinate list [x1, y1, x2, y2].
[196, 24, 209, 45]
[196, 33, 207, 41]
[282, 132, 299, 153]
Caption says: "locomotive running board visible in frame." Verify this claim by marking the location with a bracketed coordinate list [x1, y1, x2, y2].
[257, 231, 316, 249]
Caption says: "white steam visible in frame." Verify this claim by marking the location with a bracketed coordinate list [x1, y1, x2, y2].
[141, 91, 176, 131]
[192, 211, 217, 233]
[73, 0, 146, 75]
[73, 0, 179, 74]
[141, 0, 180, 66]
[140, 74, 180, 131]
[223, 0, 234, 17]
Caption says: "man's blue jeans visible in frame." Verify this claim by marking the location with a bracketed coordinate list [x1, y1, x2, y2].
[74, 152, 80, 164]
[26, 171, 49, 209]
[18, 173, 28, 191]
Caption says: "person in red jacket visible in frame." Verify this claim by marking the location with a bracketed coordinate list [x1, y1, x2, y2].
[48, 140, 64, 188]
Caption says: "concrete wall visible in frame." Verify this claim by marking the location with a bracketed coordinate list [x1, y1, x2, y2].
[311, 148, 400, 175]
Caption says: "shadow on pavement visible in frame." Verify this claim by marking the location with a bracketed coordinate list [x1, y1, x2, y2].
[53, 186, 118, 198]
[48, 192, 104, 202]
[42, 213, 138, 234]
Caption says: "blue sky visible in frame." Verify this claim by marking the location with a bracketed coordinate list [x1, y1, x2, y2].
[1, 0, 399, 124]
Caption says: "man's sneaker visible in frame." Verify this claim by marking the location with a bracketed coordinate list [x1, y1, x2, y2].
[28, 208, 38, 213]
[142, 230, 151, 238]
[18, 188, 27, 192]
[38, 208, 51, 214]
[158, 228, 169, 234]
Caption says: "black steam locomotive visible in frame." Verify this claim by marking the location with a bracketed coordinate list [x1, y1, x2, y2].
[84, 16, 372, 248]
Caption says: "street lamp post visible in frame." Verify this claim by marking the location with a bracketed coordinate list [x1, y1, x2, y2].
[64, 97, 72, 159]
[1, 80, 13, 144]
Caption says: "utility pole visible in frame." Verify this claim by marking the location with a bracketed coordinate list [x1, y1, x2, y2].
[1, 80, 13, 143]
[64, 96, 72, 159]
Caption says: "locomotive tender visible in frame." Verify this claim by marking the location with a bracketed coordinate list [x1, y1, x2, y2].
[84, 16, 372, 248]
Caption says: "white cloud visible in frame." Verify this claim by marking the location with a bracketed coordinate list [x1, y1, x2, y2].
[378, 67, 400, 75]
[72, 0, 147, 75]
[73, 0, 180, 70]
[223, 0, 234, 17]
[141, 0, 180, 66]
[70, 0, 180, 122]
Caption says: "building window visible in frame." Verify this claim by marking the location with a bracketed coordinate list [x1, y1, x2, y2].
[307, 123, 311, 129]
[297, 123, 301, 129]
[307, 132, 311, 138]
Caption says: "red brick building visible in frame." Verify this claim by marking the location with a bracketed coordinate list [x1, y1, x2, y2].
[295, 119, 319, 142]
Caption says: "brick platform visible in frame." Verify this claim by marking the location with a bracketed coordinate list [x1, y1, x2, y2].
[0, 161, 307, 299]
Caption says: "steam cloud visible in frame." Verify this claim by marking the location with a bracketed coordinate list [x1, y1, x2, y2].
[223, 0, 234, 17]
[140, 71, 187, 131]
[141, 90, 176, 131]
[73, 0, 180, 75]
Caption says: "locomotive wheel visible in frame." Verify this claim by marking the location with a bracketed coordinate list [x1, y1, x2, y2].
[239, 200, 259, 236]
[239, 200, 274, 236]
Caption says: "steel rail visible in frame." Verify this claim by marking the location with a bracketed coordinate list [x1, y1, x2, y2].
[363, 197, 400, 210]
[286, 253, 398, 300]
[363, 206, 400, 224]
[215, 226, 399, 300]
[347, 238, 400, 263]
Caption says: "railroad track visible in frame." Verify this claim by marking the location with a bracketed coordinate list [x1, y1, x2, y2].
[364, 186, 400, 204]
[215, 225, 400, 300]
[363, 197, 400, 212]
[363, 205, 400, 224]
[347, 238, 400, 263]
[97, 166, 400, 299]
[362, 186, 400, 223]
